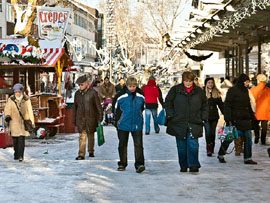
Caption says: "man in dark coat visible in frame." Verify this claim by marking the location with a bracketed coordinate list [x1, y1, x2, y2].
[72, 75, 103, 160]
[115, 78, 125, 93]
[217, 73, 257, 164]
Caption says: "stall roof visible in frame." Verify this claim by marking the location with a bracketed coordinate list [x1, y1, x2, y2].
[0, 38, 70, 68]
[180, 0, 270, 52]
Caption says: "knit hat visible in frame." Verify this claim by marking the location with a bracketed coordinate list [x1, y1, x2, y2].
[13, 83, 24, 93]
[149, 75, 155, 81]
[204, 77, 214, 86]
[257, 74, 267, 83]
[76, 75, 88, 84]
[237, 73, 250, 83]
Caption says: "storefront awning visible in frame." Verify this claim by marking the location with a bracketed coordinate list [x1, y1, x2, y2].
[43, 48, 65, 66]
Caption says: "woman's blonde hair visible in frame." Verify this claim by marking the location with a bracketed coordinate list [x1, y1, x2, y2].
[205, 78, 221, 99]
[126, 76, 138, 86]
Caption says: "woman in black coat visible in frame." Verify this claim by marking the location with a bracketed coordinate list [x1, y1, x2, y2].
[217, 73, 257, 164]
[165, 71, 208, 173]
[204, 77, 224, 157]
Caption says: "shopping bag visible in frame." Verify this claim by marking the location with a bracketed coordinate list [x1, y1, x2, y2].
[0, 132, 13, 149]
[96, 122, 105, 146]
[157, 109, 166, 126]
[217, 126, 238, 141]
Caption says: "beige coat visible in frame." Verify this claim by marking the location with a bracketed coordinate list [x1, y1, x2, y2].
[4, 95, 35, 137]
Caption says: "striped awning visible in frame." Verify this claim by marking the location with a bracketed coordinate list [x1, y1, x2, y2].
[43, 48, 65, 66]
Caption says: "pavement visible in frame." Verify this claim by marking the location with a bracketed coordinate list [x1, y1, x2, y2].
[1, 123, 270, 203]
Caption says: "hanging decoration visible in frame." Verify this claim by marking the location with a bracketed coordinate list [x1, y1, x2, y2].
[184, 51, 213, 62]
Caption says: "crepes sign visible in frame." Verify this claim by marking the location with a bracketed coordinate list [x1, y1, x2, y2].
[37, 7, 71, 40]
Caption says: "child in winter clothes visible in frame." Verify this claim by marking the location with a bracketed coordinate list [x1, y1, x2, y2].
[112, 76, 145, 173]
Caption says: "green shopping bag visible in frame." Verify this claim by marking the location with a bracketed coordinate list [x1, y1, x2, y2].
[96, 122, 105, 146]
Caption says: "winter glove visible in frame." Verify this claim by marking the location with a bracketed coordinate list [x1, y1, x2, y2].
[5, 117, 11, 123]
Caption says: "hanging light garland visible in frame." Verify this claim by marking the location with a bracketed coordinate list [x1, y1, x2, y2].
[182, 0, 270, 50]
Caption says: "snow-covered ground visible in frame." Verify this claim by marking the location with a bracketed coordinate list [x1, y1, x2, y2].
[1, 123, 270, 203]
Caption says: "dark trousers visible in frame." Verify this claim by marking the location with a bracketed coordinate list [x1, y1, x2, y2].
[254, 120, 268, 144]
[218, 130, 252, 161]
[204, 120, 218, 145]
[13, 136, 25, 159]
[117, 130, 144, 169]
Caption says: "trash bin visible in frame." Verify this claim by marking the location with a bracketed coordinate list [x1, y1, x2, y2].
[59, 103, 76, 133]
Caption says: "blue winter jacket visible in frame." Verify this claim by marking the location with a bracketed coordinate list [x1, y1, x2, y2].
[113, 86, 145, 132]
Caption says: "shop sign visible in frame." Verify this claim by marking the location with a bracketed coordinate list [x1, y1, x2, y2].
[37, 7, 71, 40]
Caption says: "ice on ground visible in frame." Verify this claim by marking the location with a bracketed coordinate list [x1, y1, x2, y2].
[1, 124, 270, 203]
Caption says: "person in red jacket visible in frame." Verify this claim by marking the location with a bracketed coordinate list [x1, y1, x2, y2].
[142, 76, 164, 135]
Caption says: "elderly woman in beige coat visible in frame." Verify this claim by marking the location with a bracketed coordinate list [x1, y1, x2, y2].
[4, 83, 34, 162]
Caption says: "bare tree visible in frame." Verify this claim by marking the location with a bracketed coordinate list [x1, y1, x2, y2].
[142, 0, 187, 44]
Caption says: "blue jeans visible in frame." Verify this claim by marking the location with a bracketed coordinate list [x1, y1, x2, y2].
[175, 132, 201, 169]
[145, 109, 160, 133]
[218, 130, 252, 161]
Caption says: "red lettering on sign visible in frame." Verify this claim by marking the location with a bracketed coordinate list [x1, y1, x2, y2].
[59, 12, 63, 22]
[48, 11, 53, 22]
[53, 12, 58, 23]
[63, 13, 68, 22]
[39, 11, 44, 23]
[43, 12, 48, 23]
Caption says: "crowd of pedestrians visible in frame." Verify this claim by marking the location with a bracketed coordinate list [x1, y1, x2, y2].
[3, 71, 270, 174]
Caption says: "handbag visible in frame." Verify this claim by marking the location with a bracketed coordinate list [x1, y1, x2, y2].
[13, 100, 34, 133]
[157, 109, 166, 126]
[0, 132, 13, 148]
[96, 122, 105, 146]
[217, 125, 238, 141]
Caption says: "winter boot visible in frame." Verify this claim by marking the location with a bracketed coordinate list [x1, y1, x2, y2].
[254, 136, 259, 144]
[234, 138, 242, 156]
[267, 148, 270, 158]
[206, 144, 212, 157]
[261, 134, 266, 145]
[211, 143, 215, 154]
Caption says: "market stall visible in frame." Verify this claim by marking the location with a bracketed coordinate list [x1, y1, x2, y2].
[0, 37, 73, 138]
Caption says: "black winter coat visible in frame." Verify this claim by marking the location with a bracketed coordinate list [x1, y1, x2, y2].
[72, 88, 103, 133]
[224, 86, 254, 130]
[165, 84, 208, 139]
[204, 89, 224, 121]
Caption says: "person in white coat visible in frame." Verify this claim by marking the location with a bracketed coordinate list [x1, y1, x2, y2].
[4, 83, 34, 162]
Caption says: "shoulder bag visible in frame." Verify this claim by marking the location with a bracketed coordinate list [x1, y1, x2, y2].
[13, 100, 34, 133]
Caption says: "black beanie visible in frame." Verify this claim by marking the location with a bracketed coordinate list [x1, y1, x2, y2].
[204, 77, 214, 86]
[237, 73, 250, 84]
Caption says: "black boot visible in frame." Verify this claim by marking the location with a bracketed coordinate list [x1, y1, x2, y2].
[211, 143, 215, 154]
[267, 148, 270, 158]
[206, 144, 212, 157]
[254, 136, 259, 144]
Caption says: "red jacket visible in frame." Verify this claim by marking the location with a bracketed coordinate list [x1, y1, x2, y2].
[143, 80, 163, 109]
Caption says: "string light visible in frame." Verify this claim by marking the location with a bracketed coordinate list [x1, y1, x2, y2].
[183, 0, 270, 50]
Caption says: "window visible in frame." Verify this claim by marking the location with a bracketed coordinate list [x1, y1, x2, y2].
[0, 0, 2, 12]
[6, 4, 15, 22]
[89, 22, 95, 32]
[0, 27, 2, 38]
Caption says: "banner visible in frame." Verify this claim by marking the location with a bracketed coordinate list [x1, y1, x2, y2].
[37, 7, 71, 40]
